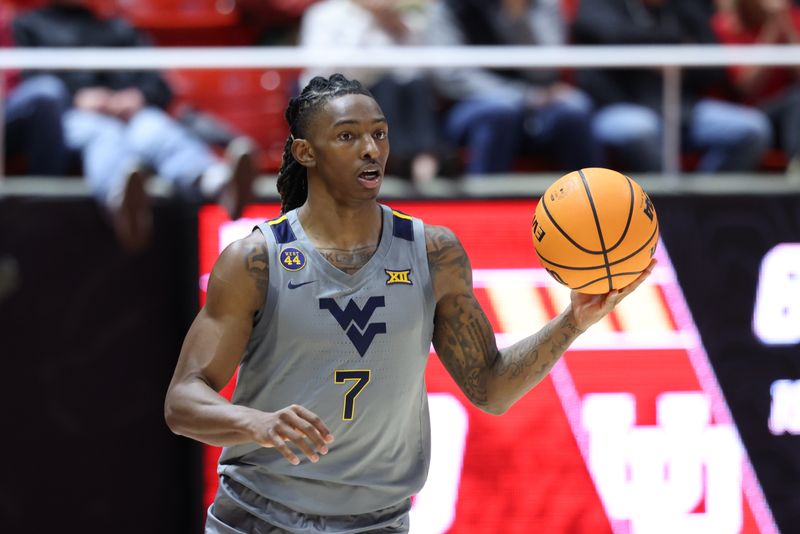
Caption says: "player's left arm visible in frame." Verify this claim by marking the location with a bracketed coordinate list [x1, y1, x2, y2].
[426, 224, 654, 415]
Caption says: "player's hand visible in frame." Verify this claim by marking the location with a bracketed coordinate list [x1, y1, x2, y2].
[569, 259, 657, 332]
[74, 87, 113, 113]
[501, 0, 530, 19]
[763, 0, 789, 16]
[355, 0, 409, 39]
[251, 405, 334, 465]
[107, 88, 145, 121]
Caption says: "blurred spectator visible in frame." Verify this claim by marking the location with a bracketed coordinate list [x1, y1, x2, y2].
[4, 75, 72, 175]
[12, 0, 256, 251]
[300, 0, 441, 184]
[573, 0, 771, 173]
[712, 0, 800, 170]
[427, 0, 602, 175]
[3, 1, 70, 176]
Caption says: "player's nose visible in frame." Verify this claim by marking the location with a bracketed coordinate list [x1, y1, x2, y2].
[360, 133, 379, 160]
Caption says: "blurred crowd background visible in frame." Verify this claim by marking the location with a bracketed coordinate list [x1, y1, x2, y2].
[7, 0, 800, 182]
[5, 1, 800, 246]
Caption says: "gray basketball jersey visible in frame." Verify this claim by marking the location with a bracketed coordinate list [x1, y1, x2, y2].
[218, 204, 436, 519]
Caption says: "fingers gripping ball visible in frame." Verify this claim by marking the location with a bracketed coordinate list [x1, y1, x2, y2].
[532, 168, 659, 294]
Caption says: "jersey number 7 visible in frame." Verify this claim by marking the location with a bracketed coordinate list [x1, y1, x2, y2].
[334, 370, 371, 420]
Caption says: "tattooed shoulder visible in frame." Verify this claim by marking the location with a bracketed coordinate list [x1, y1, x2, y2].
[241, 233, 269, 298]
[208, 231, 269, 313]
[425, 224, 472, 297]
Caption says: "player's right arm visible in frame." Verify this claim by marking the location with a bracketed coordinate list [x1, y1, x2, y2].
[164, 231, 332, 465]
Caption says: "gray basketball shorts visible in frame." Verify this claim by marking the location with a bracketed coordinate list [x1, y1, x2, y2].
[205, 476, 410, 534]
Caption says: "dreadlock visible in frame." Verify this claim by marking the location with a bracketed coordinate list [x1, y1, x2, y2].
[277, 74, 374, 214]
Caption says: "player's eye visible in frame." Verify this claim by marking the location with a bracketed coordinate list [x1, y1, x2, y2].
[374, 129, 387, 140]
[337, 131, 353, 141]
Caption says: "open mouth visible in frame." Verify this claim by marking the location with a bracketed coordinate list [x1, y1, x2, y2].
[359, 169, 381, 181]
[358, 168, 382, 189]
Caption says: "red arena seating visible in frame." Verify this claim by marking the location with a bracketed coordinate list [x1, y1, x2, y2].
[113, 0, 258, 45]
[5, 0, 115, 16]
[167, 68, 299, 172]
[4, 0, 45, 10]
[116, 0, 239, 29]
[561, 0, 580, 23]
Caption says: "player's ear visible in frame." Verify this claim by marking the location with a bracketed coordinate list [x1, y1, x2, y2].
[292, 138, 316, 169]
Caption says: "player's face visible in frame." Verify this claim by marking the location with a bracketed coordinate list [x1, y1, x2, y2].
[306, 94, 390, 202]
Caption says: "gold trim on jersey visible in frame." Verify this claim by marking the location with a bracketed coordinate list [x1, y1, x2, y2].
[391, 210, 413, 221]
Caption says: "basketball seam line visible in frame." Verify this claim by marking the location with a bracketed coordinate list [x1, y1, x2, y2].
[578, 169, 613, 292]
[541, 195, 605, 255]
[536, 223, 659, 271]
[571, 269, 649, 291]
[604, 176, 635, 254]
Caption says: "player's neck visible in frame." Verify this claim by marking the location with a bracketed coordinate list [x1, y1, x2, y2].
[297, 198, 382, 250]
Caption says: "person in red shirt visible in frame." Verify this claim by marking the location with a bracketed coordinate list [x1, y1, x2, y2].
[712, 0, 800, 168]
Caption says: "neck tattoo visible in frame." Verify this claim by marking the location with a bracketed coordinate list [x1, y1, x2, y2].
[317, 245, 378, 275]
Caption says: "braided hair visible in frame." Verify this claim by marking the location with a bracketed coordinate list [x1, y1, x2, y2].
[277, 74, 374, 214]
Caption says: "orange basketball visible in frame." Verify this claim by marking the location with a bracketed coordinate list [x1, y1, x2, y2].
[531, 168, 658, 294]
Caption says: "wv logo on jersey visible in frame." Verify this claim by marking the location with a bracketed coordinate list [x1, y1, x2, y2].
[319, 297, 386, 357]
[385, 269, 412, 285]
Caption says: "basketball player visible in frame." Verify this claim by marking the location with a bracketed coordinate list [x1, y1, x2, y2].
[164, 74, 655, 533]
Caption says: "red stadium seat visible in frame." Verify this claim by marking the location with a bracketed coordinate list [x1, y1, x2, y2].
[562, 0, 580, 24]
[116, 0, 239, 29]
[6, 0, 256, 45]
[761, 149, 789, 172]
[112, 0, 260, 45]
[4, 0, 46, 10]
[5, 0, 115, 16]
[167, 68, 299, 172]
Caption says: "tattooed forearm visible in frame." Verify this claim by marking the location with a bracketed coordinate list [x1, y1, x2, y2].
[427, 224, 499, 407]
[493, 312, 583, 385]
[245, 243, 269, 299]
[492, 343, 540, 380]
[318, 245, 378, 275]
[427, 223, 585, 414]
